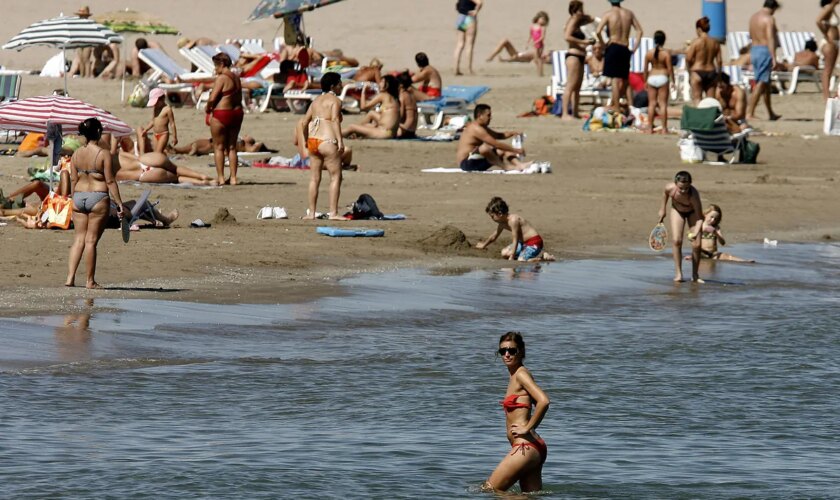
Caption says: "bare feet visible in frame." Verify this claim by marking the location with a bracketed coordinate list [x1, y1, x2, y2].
[769, 114, 782, 121]
[455, 71, 463, 76]
[328, 214, 349, 221]
[674, 274, 684, 283]
[161, 209, 179, 227]
[229, 177, 238, 186]
[541, 252, 556, 262]
[692, 277, 705, 283]
[64, 281, 74, 287]
[213, 178, 225, 186]
[301, 215, 316, 220]
[86, 281, 102, 289]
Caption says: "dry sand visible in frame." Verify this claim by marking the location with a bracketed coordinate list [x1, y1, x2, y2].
[2, 1, 839, 315]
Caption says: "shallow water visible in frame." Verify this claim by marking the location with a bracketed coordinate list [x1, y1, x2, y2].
[2, 243, 839, 498]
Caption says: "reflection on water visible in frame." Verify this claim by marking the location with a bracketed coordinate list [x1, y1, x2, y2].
[1, 243, 838, 498]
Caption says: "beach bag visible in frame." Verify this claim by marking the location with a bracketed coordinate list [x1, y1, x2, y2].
[128, 82, 150, 108]
[351, 193, 383, 220]
[823, 98, 840, 136]
[679, 138, 704, 163]
[739, 139, 760, 164]
[42, 195, 73, 230]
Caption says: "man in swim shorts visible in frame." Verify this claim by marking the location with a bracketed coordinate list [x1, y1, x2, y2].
[747, 0, 782, 121]
[455, 104, 531, 172]
[596, 0, 643, 112]
[412, 52, 443, 101]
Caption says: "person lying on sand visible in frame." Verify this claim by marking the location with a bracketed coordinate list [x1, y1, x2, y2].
[342, 75, 401, 139]
[352, 58, 384, 86]
[113, 151, 214, 185]
[168, 135, 277, 156]
[476, 196, 555, 261]
[455, 104, 532, 172]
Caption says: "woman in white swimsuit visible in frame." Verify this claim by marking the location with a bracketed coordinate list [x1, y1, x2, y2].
[817, 0, 840, 100]
[644, 31, 674, 133]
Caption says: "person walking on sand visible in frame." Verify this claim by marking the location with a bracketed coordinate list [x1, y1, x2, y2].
[658, 171, 704, 283]
[66, 118, 127, 289]
[456, 104, 533, 172]
[454, 0, 483, 75]
[205, 52, 244, 186]
[747, 0, 782, 121]
[297, 72, 348, 220]
[482, 331, 550, 493]
[644, 30, 674, 133]
[138, 88, 178, 154]
[817, 0, 840, 100]
[686, 17, 722, 104]
[562, 2, 595, 120]
[596, 0, 643, 113]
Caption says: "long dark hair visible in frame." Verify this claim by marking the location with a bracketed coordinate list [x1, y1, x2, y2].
[498, 331, 526, 359]
[382, 75, 400, 99]
[78, 117, 103, 142]
[654, 30, 666, 60]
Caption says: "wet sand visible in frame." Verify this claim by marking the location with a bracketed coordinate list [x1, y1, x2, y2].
[2, 1, 840, 315]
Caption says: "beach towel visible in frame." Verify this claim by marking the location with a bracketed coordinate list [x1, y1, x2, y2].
[402, 132, 458, 142]
[421, 167, 543, 175]
[118, 181, 220, 189]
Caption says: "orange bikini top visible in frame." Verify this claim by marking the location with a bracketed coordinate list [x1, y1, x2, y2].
[501, 393, 532, 412]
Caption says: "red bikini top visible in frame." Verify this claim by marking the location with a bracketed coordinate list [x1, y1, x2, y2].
[500, 393, 532, 412]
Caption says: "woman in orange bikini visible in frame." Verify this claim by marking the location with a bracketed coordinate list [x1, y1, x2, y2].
[484, 331, 550, 493]
[205, 52, 244, 186]
[297, 72, 348, 220]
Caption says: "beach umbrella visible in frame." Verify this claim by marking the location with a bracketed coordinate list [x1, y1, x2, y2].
[94, 9, 179, 35]
[247, 0, 348, 21]
[2, 16, 124, 94]
[0, 95, 133, 137]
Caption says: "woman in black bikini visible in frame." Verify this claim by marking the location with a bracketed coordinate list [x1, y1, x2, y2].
[66, 118, 127, 289]
[562, 1, 595, 120]
[483, 331, 550, 493]
[658, 171, 704, 283]
[206, 52, 244, 186]
[685, 17, 722, 104]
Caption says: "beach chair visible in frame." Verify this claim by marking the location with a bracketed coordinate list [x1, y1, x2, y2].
[417, 85, 490, 130]
[629, 37, 655, 74]
[727, 31, 751, 62]
[0, 74, 22, 102]
[137, 48, 213, 106]
[226, 38, 263, 50]
[546, 50, 611, 107]
[680, 104, 749, 164]
[776, 31, 821, 94]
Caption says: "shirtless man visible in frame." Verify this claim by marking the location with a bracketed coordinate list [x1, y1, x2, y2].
[412, 52, 443, 101]
[686, 17, 722, 103]
[343, 75, 401, 139]
[716, 73, 749, 133]
[747, 0, 782, 121]
[130, 38, 162, 78]
[586, 42, 608, 88]
[397, 73, 418, 138]
[596, 0, 643, 112]
[456, 104, 531, 172]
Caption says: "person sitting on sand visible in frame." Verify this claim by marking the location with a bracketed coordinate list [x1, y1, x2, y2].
[486, 11, 551, 76]
[715, 73, 749, 133]
[476, 196, 555, 262]
[397, 72, 418, 138]
[411, 52, 444, 100]
[352, 58, 384, 86]
[137, 88, 177, 154]
[685, 204, 754, 263]
[343, 75, 401, 139]
[0, 172, 70, 221]
[456, 104, 532, 172]
[130, 38, 162, 77]
[658, 170, 704, 283]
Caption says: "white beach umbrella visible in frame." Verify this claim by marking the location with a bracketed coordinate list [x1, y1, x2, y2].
[2, 16, 124, 94]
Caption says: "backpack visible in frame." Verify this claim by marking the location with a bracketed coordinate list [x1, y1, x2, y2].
[739, 139, 760, 164]
[351, 193, 383, 219]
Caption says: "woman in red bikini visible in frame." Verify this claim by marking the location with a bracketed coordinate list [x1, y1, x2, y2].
[484, 331, 550, 493]
[205, 52, 244, 186]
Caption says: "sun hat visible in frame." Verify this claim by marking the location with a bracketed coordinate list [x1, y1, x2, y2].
[176, 37, 190, 49]
[147, 88, 166, 107]
[75, 6, 91, 17]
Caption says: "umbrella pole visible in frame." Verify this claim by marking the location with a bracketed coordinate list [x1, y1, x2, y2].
[63, 45, 68, 95]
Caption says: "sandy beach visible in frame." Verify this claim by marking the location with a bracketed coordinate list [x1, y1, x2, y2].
[2, 0, 840, 315]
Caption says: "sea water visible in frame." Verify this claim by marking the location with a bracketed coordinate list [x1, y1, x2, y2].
[1, 243, 838, 498]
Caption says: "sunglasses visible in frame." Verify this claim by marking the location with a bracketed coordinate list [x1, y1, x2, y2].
[498, 347, 518, 356]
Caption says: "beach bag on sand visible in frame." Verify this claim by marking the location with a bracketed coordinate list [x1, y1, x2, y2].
[128, 82, 150, 108]
[823, 98, 840, 136]
[42, 194, 73, 230]
[679, 138, 704, 163]
[738, 139, 760, 164]
[349, 193, 383, 220]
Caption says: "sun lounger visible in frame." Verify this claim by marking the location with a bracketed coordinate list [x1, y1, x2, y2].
[417, 86, 490, 130]
[0, 74, 22, 102]
[776, 32, 822, 94]
[681, 104, 750, 164]
[226, 38, 263, 50]
[629, 37, 655, 74]
[282, 83, 373, 114]
[138, 49, 215, 107]
[546, 50, 611, 109]
[727, 31, 751, 62]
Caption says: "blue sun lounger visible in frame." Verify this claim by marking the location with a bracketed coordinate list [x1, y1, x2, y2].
[417, 85, 490, 130]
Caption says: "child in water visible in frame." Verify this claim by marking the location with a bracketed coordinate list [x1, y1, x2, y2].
[687, 204, 755, 262]
[138, 88, 178, 154]
[476, 196, 556, 261]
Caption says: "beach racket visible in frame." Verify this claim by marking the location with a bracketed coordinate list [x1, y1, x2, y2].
[649, 223, 667, 252]
[120, 216, 131, 243]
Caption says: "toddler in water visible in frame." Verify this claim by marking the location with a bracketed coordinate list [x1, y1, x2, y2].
[687, 204, 755, 262]
[476, 197, 555, 261]
[138, 88, 178, 154]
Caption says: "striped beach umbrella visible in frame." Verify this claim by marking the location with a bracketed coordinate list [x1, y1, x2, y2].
[247, 0, 347, 21]
[2, 16, 124, 93]
[0, 95, 133, 136]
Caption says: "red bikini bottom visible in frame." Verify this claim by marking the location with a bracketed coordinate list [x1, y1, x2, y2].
[207, 108, 244, 128]
[510, 438, 547, 465]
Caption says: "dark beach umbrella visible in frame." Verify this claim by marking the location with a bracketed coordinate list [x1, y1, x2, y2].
[2, 16, 123, 94]
[247, 0, 348, 21]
